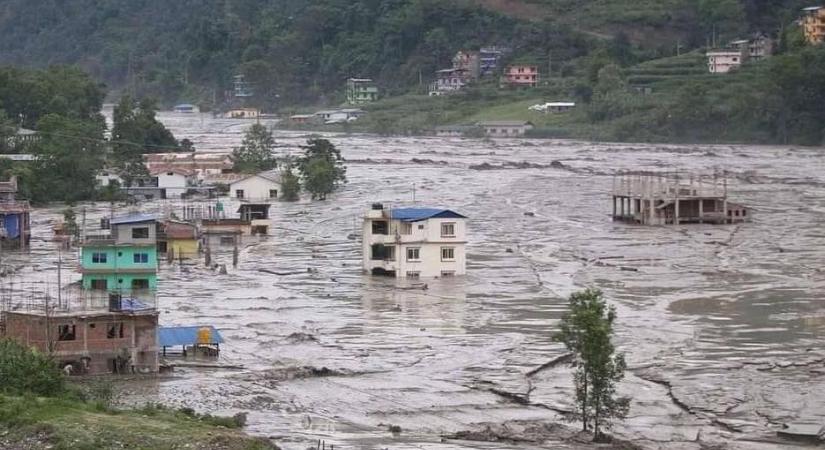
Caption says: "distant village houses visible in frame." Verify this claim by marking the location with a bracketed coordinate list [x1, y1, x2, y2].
[802, 6, 825, 44]
[502, 65, 539, 88]
[346, 78, 379, 104]
[362, 204, 467, 278]
[478, 121, 534, 137]
[0, 176, 31, 248]
[707, 35, 774, 74]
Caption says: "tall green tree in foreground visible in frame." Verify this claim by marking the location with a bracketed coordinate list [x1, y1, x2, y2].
[297, 138, 346, 200]
[231, 123, 277, 174]
[554, 288, 629, 441]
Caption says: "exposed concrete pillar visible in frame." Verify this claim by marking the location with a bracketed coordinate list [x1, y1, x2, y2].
[612, 196, 617, 219]
[699, 199, 704, 224]
[674, 199, 680, 225]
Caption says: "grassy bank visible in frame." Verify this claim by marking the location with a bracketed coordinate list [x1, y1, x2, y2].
[0, 394, 277, 450]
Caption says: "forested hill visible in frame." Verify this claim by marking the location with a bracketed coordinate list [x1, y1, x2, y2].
[0, 0, 809, 107]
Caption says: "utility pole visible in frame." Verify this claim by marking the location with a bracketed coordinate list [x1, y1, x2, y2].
[412, 183, 416, 203]
[57, 245, 62, 309]
[547, 51, 552, 80]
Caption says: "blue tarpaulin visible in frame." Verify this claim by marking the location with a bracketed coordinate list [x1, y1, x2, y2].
[158, 326, 224, 347]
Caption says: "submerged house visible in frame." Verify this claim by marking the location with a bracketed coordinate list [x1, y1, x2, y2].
[229, 171, 282, 200]
[612, 173, 750, 225]
[80, 214, 159, 293]
[158, 220, 199, 259]
[0, 176, 31, 248]
[3, 303, 159, 375]
[238, 203, 271, 235]
[362, 204, 467, 278]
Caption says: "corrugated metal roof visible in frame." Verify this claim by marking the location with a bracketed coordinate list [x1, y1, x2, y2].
[111, 213, 158, 225]
[158, 326, 224, 347]
[390, 208, 467, 222]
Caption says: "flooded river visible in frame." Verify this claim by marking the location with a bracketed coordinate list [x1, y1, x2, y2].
[17, 113, 825, 449]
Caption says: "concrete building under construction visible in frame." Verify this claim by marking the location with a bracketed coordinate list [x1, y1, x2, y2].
[611, 173, 749, 225]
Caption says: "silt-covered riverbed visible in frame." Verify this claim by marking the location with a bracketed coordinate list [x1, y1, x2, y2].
[19, 114, 825, 449]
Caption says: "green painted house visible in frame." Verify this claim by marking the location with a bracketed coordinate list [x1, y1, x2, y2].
[80, 214, 159, 293]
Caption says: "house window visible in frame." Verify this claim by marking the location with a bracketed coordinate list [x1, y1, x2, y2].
[92, 252, 107, 263]
[269, 189, 278, 198]
[440, 270, 456, 277]
[742, 210, 747, 216]
[133, 253, 149, 264]
[441, 247, 455, 261]
[406, 247, 420, 261]
[441, 223, 456, 237]
[371, 244, 395, 261]
[418, 224, 425, 230]
[131, 279, 150, 290]
[167, 172, 174, 176]
[58, 324, 76, 341]
[132, 227, 149, 239]
[236, 189, 245, 199]
[107, 323, 124, 339]
[406, 271, 420, 278]
[371, 221, 389, 235]
[90, 279, 107, 290]
[400, 223, 412, 235]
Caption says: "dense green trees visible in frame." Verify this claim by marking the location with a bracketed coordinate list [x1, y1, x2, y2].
[297, 139, 346, 200]
[111, 96, 178, 184]
[231, 124, 277, 174]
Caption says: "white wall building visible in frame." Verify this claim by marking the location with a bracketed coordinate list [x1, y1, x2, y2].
[362, 205, 467, 278]
[707, 50, 744, 73]
[149, 168, 194, 198]
[229, 171, 282, 200]
[96, 171, 123, 187]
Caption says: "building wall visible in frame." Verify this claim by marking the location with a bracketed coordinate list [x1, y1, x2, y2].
[505, 66, 539, 86]
[482, 125, 532, 136]
[155, 173, 189, 198]
[81, 273, 158, 291]
[3, 312, 159, 374]
[230, 176, 281, 200]
[112, 222, 157, 245]
[362, 216, 467, 278]
[81, 245, 158, 271]
[169, 238, 199, 258]
[707, 52, 743, 73]
[803, 9, 825, 43]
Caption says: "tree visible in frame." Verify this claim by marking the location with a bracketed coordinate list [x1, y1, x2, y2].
[231, 123, 277, 174]
[27, 114, 105, 204]
[279, 160, 301, 202]
[297, 138, 346, 200]
[554, 289, 629, 441]
[111, 96, 179, 184]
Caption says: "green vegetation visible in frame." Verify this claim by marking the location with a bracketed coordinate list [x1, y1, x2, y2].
[0, 339, 276, 450]
[279, 163, 301, 202]
[554, 289, 629, 442]
[231, 124, 278, 174]
[297, 139, 347, 200]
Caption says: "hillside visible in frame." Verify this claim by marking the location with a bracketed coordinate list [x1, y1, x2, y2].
[0, 0, 809, 109]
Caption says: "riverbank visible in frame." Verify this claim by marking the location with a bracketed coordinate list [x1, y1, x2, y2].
[0, 393, 278, 450]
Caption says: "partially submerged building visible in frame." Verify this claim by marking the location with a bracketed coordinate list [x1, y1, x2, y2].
[158, 220, 199, 259]
[238, 203, 271, 235]
[362, 204, 467, 278]
[0, 176, 30, 248]
[611, 173, 750, 225]
[478, 121, 534, 137]
[3, 302, 159, 375]
[81, 214, 159, 293]
[201, 219, 251, 248]
[229, 171, 282, 200]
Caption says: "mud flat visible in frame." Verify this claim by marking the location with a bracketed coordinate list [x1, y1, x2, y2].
[11, 113, 825, 449]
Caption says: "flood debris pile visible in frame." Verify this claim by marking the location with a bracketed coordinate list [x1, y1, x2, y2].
[444, 420, 641, 449]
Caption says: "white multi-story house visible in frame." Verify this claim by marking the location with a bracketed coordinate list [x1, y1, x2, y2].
[707, 49, 744, 73]
[362, 205, 467, 278]
[229, 171, 282, 200]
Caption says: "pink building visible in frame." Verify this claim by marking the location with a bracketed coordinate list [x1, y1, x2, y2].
[503, 65, 539, 88]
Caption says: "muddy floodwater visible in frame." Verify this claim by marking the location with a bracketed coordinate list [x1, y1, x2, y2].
[15, 113, 825, 449]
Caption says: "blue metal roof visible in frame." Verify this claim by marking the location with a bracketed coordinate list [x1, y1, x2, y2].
[111, 213, 158, 225]
[158, 326, 224, 347]
[389, 208, 467, 222]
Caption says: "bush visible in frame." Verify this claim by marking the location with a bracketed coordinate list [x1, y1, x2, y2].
[0, 339, 64, 397]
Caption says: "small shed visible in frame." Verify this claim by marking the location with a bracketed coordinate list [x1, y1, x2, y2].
[158, 325, 224, 357]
